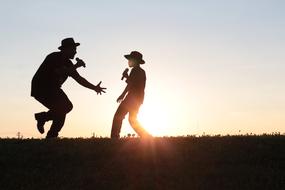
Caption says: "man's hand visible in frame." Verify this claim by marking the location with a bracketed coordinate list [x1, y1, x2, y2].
[117, 94, 125, 103]
[75, 58, 86, 68]
[94, 81, 106, 95]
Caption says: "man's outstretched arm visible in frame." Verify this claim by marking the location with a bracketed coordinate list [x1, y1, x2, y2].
[72, 73, 106, 95]
[55, 58, 86, 76]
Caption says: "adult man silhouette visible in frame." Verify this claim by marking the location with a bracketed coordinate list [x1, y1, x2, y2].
[111, 51, 151, 138]
[31, 38, 106, 138]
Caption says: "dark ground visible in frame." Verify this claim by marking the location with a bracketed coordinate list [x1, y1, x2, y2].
[0, 136, 284, 190]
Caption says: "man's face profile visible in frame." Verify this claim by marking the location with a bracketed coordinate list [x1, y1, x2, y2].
[63, 46, 77, 59]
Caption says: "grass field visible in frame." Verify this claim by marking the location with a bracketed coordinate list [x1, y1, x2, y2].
[0, 136, 284, 190]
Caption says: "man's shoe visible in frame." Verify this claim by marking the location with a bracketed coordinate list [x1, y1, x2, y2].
[34, 112, 45, 134]
[46, 131, 58, 139]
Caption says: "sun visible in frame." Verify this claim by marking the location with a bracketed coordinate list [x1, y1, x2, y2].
[137, 100, 172, 137]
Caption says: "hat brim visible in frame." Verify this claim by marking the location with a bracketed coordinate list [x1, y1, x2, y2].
[58, 43, 80, 50]
[124, 54, 145, 64]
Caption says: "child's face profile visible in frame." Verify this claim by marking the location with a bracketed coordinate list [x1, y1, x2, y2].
[128, 59, 137, 67]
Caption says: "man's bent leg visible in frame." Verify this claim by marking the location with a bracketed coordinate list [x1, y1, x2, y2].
[45, 90, 73, 138]
[34, 96, 56, 134]
[111, 103, 128, 138]
[46, 114, 66, 138]
[34, 112, 53, 134]
[34, 90, 72, 138]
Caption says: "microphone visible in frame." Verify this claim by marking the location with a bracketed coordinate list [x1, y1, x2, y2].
[75, 57, 86, 68]
[121, 68, 129, 80]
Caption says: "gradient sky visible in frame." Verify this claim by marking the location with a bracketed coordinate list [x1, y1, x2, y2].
[0, 0, 284, 138]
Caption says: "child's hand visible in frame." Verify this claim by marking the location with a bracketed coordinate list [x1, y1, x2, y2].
[117, 94, 125, 103]
[121, 68, 129, 80]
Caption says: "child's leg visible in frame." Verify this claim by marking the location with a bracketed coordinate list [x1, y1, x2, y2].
[128, 105, 151, 138]
[111, 102, 129, 138]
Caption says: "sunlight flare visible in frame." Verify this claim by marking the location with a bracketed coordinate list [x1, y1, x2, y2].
[138, 99, 172, 137]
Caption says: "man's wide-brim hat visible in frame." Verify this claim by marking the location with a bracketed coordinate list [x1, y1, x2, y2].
[124, 51, 145, 64]
[58, 38, 80, 50]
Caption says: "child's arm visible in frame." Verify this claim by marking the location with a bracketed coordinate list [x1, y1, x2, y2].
[117, 84, 130, 103]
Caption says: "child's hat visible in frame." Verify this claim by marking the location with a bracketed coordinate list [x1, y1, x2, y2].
[124, 51, 145, 64]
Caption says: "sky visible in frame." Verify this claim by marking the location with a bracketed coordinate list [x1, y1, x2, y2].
[0, 0, 284, 138]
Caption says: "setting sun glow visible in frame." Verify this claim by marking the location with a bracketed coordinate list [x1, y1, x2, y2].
[136, 95, 177, 137]
[138, 104, 169, 137]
